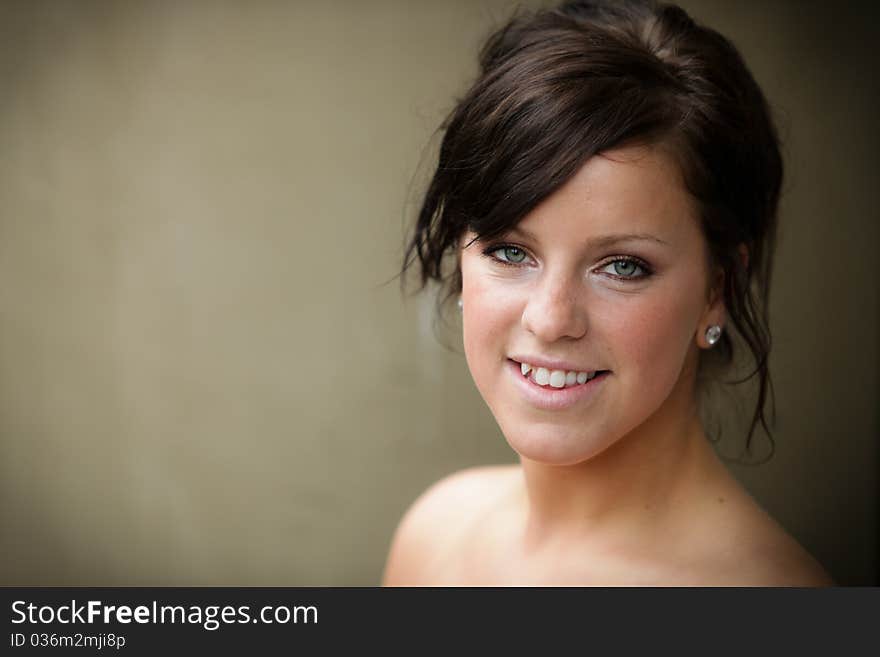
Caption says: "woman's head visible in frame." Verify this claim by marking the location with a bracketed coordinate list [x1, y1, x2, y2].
[459, 143, 729, 465]
[403, 0, 781, 457]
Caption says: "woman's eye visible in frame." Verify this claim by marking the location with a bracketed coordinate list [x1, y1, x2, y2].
[601, 258, 650, 279]
[492, 246, 528, 264]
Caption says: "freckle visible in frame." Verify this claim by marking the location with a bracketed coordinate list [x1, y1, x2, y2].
[717, 497, 725, 504]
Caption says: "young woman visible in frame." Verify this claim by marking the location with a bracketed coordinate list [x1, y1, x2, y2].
[383, 0, 834, 586]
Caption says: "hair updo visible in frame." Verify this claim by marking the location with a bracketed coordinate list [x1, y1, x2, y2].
[402, 0, 782, 458]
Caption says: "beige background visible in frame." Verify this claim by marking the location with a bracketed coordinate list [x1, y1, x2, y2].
[0, 0, 875, 586]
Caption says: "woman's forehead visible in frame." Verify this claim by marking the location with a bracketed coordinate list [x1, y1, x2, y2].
[513, 144, 699, 244]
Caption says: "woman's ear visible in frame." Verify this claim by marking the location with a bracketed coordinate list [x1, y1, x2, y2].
[698, 272, 726, 348]
[698, 243, 748, 348]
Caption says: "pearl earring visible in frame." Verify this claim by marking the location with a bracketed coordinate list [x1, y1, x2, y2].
[457, 297, 463, 311]
[705, 325, 722, 346]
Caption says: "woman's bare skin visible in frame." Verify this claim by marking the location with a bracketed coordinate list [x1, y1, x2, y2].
[383, 458, 833, 587]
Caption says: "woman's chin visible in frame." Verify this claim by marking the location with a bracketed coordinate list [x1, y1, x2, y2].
[501, 426, 617, 467]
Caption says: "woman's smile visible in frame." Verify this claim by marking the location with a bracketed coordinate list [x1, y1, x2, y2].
[506, 358, 612, 411]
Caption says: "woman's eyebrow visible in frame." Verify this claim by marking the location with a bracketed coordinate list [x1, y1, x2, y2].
[508, 226, 669, 248]
[586, 233, 670, 248]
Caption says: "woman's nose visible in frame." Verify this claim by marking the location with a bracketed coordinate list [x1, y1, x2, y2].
[520, 272, 588, 343]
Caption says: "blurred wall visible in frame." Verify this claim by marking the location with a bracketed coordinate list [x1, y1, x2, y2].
[0, 0, 875, 585]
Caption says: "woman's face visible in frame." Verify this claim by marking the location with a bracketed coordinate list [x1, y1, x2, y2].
[459, 144, 724, 466]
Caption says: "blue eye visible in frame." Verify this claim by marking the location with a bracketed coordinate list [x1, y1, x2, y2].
[601, 257, 650, 280]
[489, 245, 528, 265]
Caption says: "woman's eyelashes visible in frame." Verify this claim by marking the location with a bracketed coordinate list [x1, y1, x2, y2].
[481, 243, 653, 281]
[598, 257, 653, 280]
[486, 244, 532, 265]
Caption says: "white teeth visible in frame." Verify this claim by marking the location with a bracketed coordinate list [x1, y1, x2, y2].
[534, 368, 550, 385]
[518, 361, 601, 389]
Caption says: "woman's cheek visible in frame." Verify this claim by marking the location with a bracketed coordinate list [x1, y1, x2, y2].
[463, 263, 520, 333]
[603, 294, 692, 390]
[462, 271, 498, 386]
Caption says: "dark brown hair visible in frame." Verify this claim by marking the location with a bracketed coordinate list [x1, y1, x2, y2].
[401, 0, 781, 459]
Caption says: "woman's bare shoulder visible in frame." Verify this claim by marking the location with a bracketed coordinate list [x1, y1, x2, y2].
[687, 490, 836, 587]
[728, 520, 836, 586]
[381, 464, 518, 586]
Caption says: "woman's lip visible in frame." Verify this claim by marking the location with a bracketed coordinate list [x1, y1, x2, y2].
[508, 356, 607, 374]
[507, 359, 610, 411]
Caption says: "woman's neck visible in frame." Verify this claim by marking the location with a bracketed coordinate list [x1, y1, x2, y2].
[514, 393, 724, 556]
